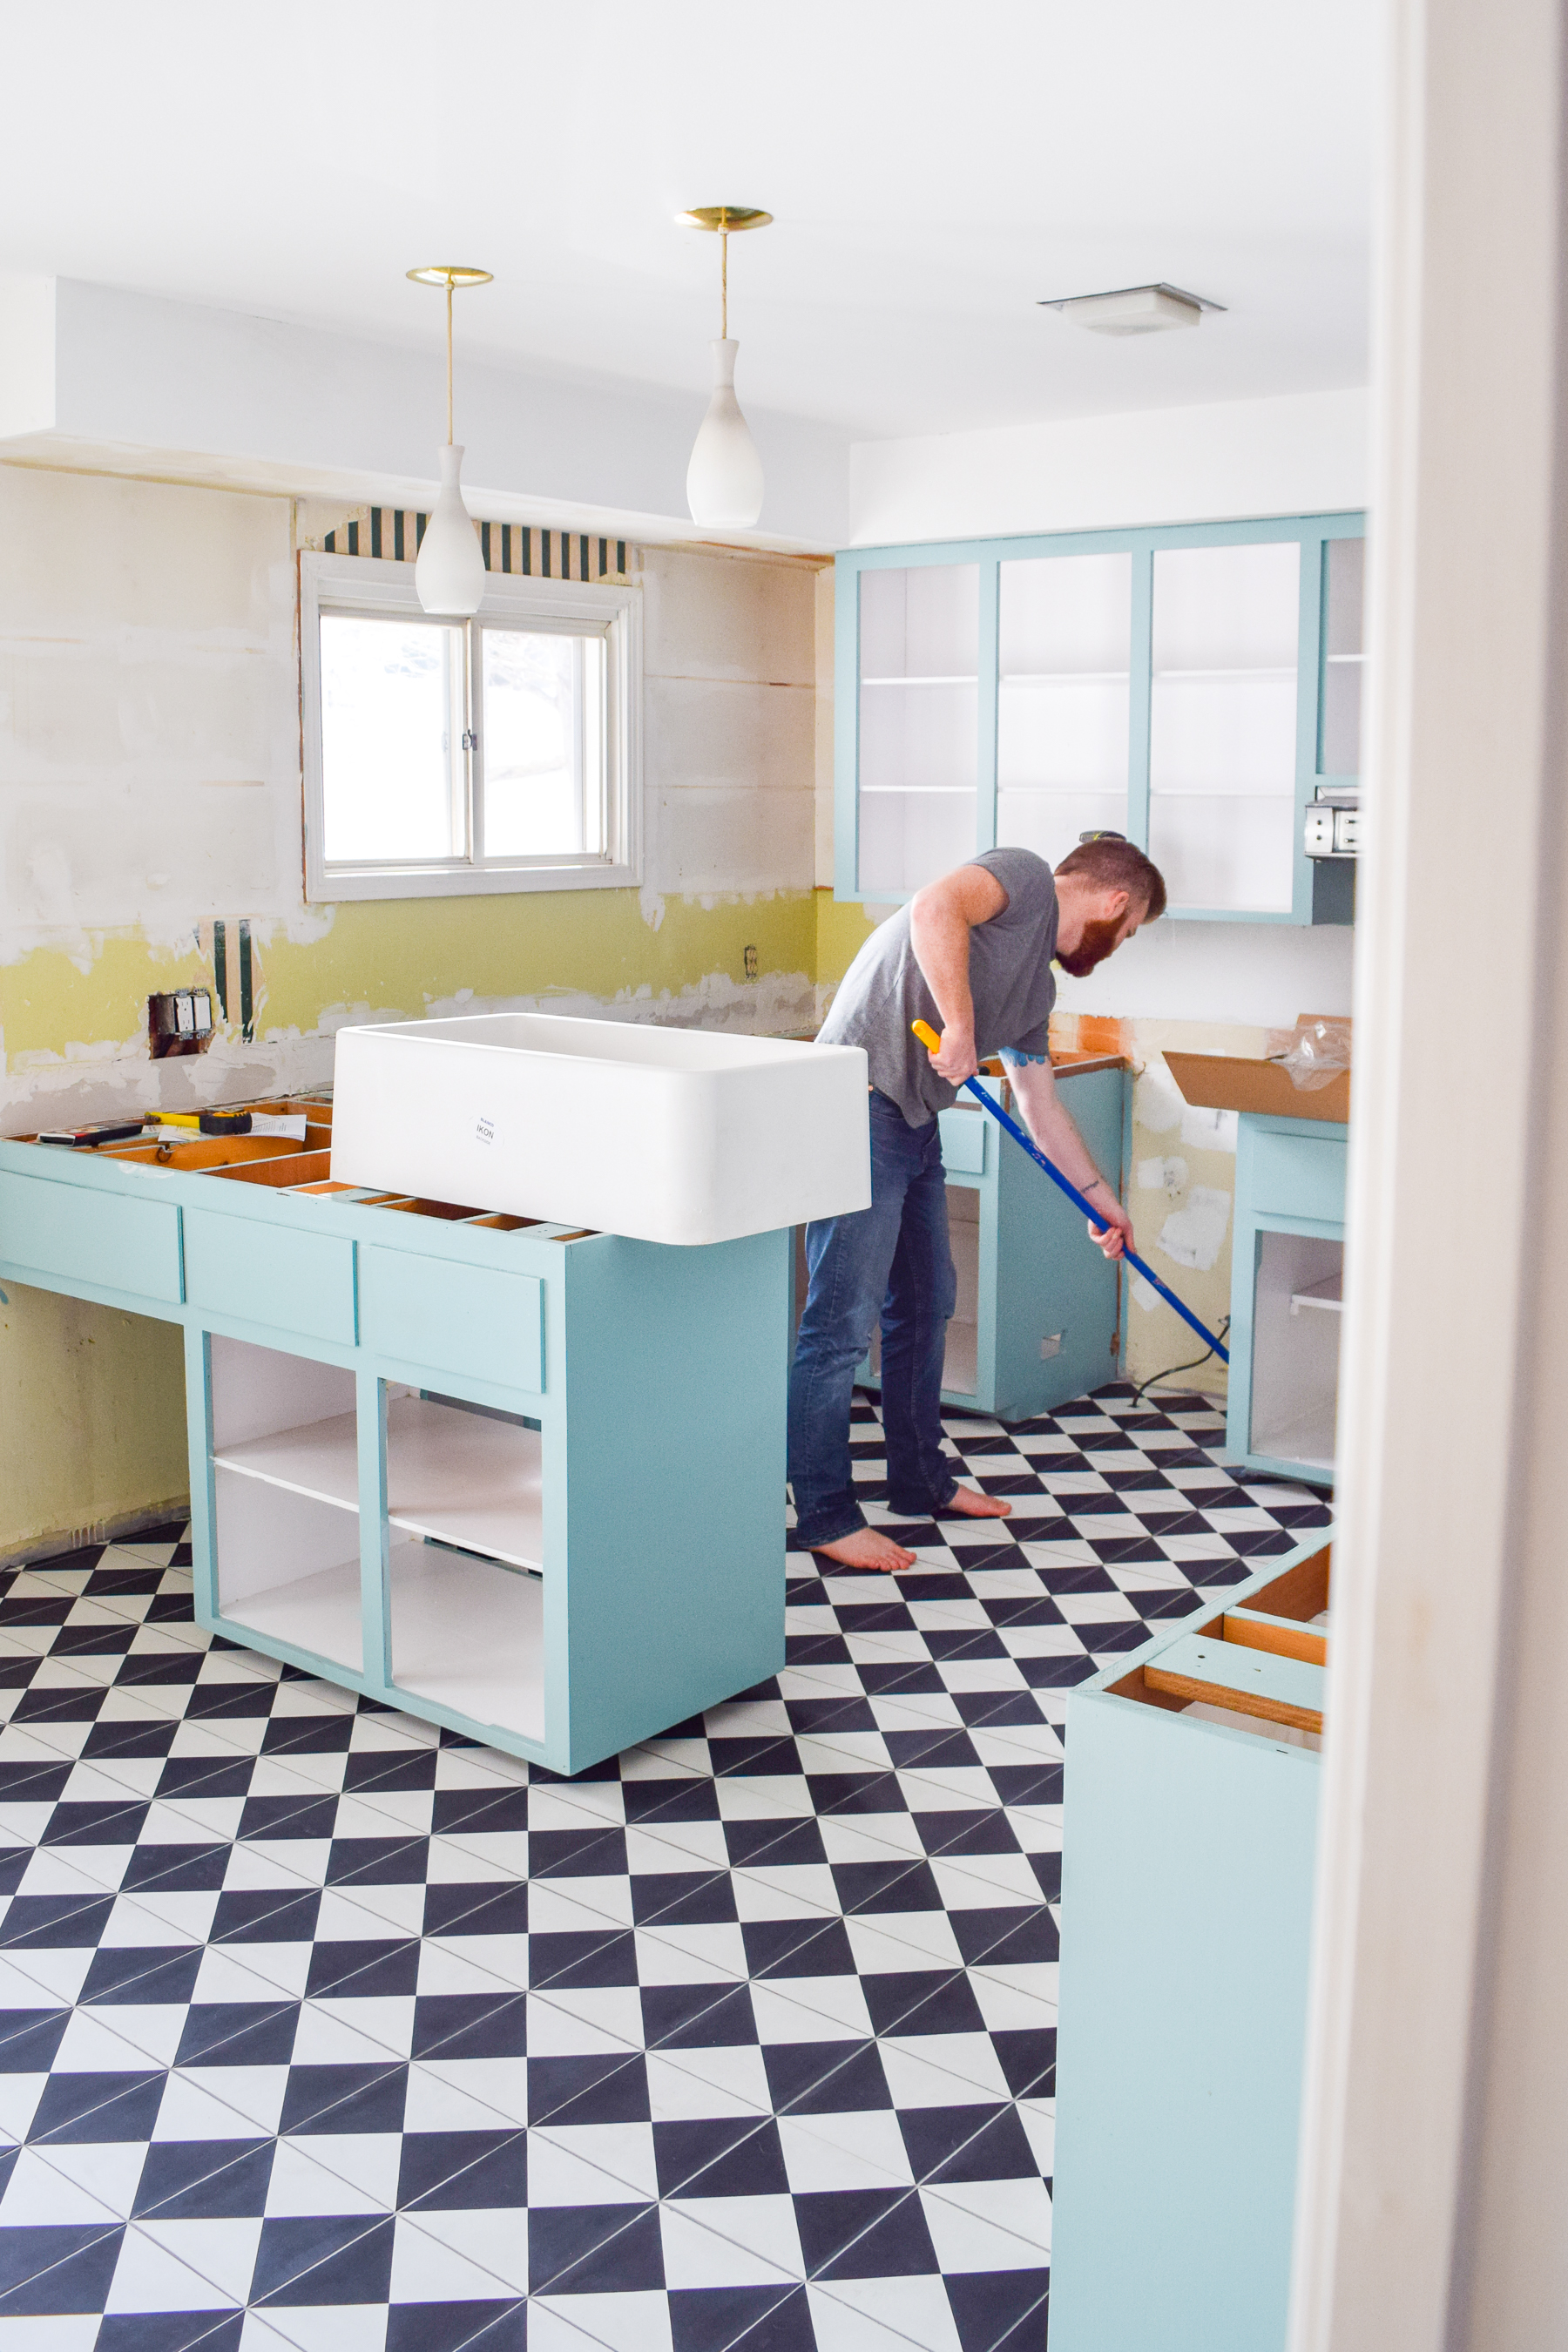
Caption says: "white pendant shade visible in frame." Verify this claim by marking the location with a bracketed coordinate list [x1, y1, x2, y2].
[686, 339, 764, 529]
[416, 443, 486, 617]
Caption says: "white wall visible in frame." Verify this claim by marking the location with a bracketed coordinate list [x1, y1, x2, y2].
[1055, 916, 1355, 1025]
[1290, 0, 1568, 2342]
[0, 277, 851, 553]
[849, 385, 1370, 546]
[0, 465, 302, 957]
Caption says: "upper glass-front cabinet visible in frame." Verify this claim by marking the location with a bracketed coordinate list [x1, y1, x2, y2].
[835, 512, 1366, 923]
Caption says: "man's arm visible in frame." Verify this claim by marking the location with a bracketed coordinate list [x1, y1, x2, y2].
[1003, 1054, 1135, 1261]
[908, 865, 1009, 1083]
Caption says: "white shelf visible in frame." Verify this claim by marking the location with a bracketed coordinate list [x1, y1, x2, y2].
[214, 1412, 359, 1510]
[389, 1538, 544, 1742]
[223, 1553, 363, 1672]
[1251, 1397, 1337, 1474]
[860, 784, 977, 797]
[999, 670, 1130, 686]
[213, 1394, 544, 1570]
[861, 675, 978, 687]
[386, 1396, 544, 1571]
[1290, 1274, 1344, 1315]
[1152, 666, 1297, 682]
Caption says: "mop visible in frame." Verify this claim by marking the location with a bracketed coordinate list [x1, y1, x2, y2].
[910, 1019, 1230, 1365]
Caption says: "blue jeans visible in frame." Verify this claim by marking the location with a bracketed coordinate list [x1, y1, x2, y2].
[788, 1091, 959, 1547]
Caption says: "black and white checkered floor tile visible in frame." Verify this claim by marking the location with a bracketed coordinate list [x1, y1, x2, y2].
[0, 1383, 1328, 2352]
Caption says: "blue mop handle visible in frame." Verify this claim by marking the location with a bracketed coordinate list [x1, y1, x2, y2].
[911, 1023, 1230, 1365]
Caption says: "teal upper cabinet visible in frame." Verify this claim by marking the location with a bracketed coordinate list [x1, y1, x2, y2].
[1319, 533, 1364, 785]
[856, 562, 981, 895]
[835, 512, 1366, 924]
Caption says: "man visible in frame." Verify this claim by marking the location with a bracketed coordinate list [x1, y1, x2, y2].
[789, 835, 1166, 1572]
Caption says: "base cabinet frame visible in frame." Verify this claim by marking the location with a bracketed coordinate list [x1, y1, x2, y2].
[3, 1139, 789, 1776]
[851, 1061, 1130, 1423]
[1225, 1112, 1348, 1484]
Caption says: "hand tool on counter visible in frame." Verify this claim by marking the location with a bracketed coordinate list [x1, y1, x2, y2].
[911, 1018, 1230, 1364]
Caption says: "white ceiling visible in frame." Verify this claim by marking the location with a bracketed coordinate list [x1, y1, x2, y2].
[0, 0, 1374, 443]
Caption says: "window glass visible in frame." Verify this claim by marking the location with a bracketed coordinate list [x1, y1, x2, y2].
[301, 552, 639, 902]
[320, 615, 462, 862]
[481, 629, 604, 857]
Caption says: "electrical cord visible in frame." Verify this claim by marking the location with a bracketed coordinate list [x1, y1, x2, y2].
[1130, 1315, 1231, 1405]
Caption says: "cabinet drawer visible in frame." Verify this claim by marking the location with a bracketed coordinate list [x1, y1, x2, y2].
[184, 1212, 356, 1344]
[358, 1247, 544, 1393]
[939, 1110, 987, 1175]
[0, 1169, 183, 1304]
[1248, 1131, 1348, 1224]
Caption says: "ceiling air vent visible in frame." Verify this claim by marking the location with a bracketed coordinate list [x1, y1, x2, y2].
[1038, 282, 1226, 335]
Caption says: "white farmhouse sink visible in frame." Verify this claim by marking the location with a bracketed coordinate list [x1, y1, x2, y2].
[330, 1012, 870, 1247]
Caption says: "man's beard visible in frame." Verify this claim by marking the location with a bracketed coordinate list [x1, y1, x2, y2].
[1056, 916, 1125, 977]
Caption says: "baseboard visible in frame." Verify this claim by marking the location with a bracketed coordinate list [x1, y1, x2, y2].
[0, 1495, 192, 1573]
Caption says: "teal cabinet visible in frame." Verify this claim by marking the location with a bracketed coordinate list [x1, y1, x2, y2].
[1051, 1531, 1330, 2351]
[0, 1132, 787, 1778]
[1227, 1113, 1348, 1482]
[855, 1058, 1130, 1423]
[357, 1246, 544, 1393]
[0, 1166, 184, 1305]
[183, 1211, 358, 1345]
[835, 511, 1365, 924]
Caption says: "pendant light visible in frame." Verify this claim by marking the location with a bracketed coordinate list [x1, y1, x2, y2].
[406, 264, 493, 615]
[679, 206, 772, 530]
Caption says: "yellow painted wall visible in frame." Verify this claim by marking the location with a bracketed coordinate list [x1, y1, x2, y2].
[0, 1283, 188, 1566]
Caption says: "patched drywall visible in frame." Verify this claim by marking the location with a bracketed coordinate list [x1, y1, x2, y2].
[0, 467, 829, 1133]
[0, 461, 828, 1550]
[1052, 1011, 1276, 1401]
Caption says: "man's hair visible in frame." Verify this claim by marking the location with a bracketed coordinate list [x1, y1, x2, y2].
[1055, 835, 1167, 922]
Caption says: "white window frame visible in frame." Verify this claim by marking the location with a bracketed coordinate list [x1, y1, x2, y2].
[300, 550, 642, 902]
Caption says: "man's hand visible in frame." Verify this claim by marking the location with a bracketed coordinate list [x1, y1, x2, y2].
[924, 1024, 980, 1085]
[1085, 1190, 1135, 1260]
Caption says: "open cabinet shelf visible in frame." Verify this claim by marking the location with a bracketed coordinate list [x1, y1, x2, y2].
[222, 1551, 364, 1670]
[213, 1466, 364, 1674]
[385, 1394, 544, 1570]
[389, 1537, 544, 1744]
[214, 1409, 359, 1508]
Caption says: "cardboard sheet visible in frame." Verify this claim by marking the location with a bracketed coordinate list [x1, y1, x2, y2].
[1164, 1045, 1350, 1126]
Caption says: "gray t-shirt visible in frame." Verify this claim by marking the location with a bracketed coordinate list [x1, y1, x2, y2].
[818, 847, 1059, 1125]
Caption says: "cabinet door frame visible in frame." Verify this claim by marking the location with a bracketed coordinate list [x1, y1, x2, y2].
[835, 510, 1366, 925]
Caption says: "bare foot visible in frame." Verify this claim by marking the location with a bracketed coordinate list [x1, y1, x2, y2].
[814, 1526, 919, 1573]
[942, 1484, 1013, 1520]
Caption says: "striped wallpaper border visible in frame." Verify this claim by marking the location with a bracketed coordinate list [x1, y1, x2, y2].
[321, 510, 629, 582]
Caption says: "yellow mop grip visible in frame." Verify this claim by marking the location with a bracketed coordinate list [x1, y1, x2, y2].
[911, 1019, 941, 1052]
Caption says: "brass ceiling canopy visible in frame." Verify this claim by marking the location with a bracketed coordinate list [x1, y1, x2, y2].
[675, 207, 773, 234]
[406, 266, 494, 289]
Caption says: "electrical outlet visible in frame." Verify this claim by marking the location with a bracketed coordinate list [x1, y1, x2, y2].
[1333, 806, 1361, 854]
[1304, 804, 1336, 857]
[148, 990, 213, 1059]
